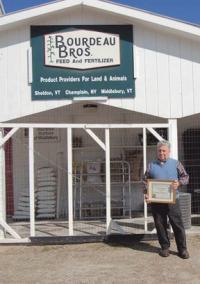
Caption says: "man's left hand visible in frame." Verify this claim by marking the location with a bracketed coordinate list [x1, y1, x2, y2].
[171, 180, 180, 190]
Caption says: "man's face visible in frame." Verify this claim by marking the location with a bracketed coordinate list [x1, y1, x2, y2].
[157, 145, 170, 161]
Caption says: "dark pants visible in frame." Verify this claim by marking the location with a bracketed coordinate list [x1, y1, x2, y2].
[151, 199, 187, 252]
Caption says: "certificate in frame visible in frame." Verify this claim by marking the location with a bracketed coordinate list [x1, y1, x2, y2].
[147, 179, 176, 204]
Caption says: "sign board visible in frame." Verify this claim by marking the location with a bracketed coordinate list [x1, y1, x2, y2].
[24, 128, 60, 143]
[31, 25, 134, 100]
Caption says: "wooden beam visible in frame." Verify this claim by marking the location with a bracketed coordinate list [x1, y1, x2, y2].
[0, 123, 169, 129]
[0, 127, 19, 147]
[67, 128, 73, 236]
[85, 129, 105, 151]
[105, 128, 111, 233]
[147, 127, 165, 141]
[29, 127, 35, 237]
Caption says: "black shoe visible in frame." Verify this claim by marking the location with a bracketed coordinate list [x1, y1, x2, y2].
[178, 249, 190, 259]
[159, 248, 170, 257]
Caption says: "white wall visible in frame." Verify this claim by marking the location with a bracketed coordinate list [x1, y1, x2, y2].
[1, 6, 200, 122]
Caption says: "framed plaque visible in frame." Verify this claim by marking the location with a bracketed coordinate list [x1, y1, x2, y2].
[147, 179, 176, 204]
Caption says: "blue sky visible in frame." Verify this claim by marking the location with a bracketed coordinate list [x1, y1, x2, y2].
[1, 0, 200, 25]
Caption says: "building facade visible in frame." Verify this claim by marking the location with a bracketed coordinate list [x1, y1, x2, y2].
[0, 0, 199, 242]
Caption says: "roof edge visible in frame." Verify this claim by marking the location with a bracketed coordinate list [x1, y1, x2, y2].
[0, 0, 200, 39]
[82, 0, 200, 38]
[107, 0, 200, 28]
[0, 0, 82, 27]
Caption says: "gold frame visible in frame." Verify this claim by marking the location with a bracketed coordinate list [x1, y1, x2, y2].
[147, 179, 176, 204]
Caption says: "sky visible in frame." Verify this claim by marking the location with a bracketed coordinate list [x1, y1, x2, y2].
[1, 0, 200, 25]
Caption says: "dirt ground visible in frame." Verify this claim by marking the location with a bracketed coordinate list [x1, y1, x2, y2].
[0, 234, 200, 284]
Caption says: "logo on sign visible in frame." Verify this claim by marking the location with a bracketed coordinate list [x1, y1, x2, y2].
[44, 29, 120, 69]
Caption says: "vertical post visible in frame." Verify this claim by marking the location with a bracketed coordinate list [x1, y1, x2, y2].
[105, 128, 111, 233]
[67, 127, 73, 236]
[0, 128, 6, 238]
[29, 127, 35, 237]
[168, 119, 178, 159]
[143, 128, 148, 232]
[168, 119, 178, 234]
[56, 152, 63, 219]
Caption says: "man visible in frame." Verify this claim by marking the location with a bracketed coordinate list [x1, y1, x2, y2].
[143, 140, 190, 259]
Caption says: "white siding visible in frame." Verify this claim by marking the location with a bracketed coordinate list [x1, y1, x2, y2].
[133, 26, 147, 113]
[156, 33, 171, 117]
[192, 41, 200, 114]
[168, 35, 182, 118]
[180, 38, 194, 116]
[0, 6, 200, 121]
[134, 26, 200, 118]
[143, 28, 158, 116]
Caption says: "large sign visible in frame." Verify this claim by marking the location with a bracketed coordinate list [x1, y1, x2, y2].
[44, 29, 120, 69]
[31, 25, 134, 100]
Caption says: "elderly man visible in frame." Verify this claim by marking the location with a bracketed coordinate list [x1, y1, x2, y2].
[144, 140, 190, 259]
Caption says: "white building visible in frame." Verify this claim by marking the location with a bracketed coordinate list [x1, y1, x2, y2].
[0, 0, 199, 243]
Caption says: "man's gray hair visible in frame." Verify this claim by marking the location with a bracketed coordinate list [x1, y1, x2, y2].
[157, 140, 171, 149]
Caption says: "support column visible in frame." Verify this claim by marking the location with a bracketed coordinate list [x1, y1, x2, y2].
[67, 128, 73, 236]
[168, 120, 178, 234]
[105, 128, 111, 233]
[143, 128, 148, 232]
[168, 119, 178, 159]
[0, 129, 6, 238]
[29, 127, 35, 237]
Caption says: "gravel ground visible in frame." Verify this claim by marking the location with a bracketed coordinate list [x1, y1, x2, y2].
[0, 234, 200, 284]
